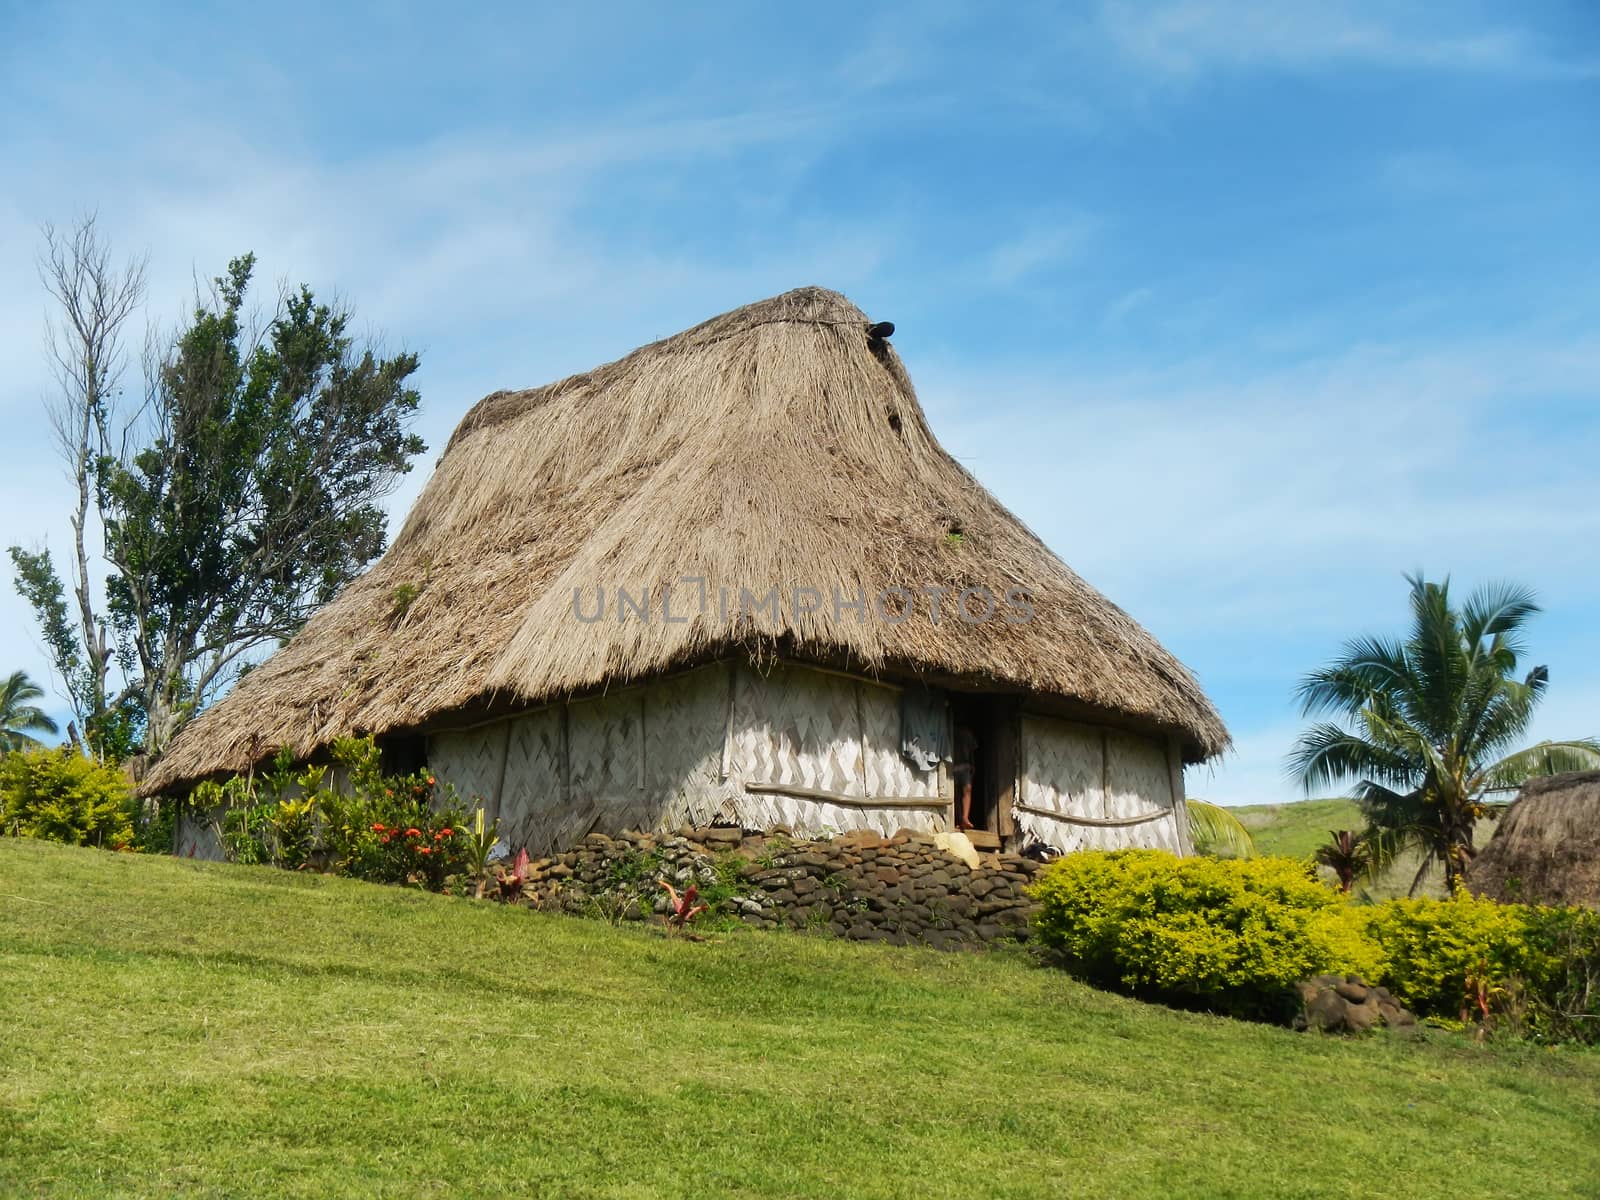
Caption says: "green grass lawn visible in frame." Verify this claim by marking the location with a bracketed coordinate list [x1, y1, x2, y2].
[3, 841, 1597, 1199]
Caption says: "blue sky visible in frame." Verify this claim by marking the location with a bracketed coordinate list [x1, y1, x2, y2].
[2, 1, 1597, 804]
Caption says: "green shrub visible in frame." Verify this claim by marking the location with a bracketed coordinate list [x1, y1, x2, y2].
[1367, 896, 1600, 1042]
[1030, 849, 1600, 1043]
[195, 737, 474, 890]
[1029, 849, 1382, 1020]
[1364, 894, 1535, 1017]
[1518, 905, 1600, 1044]
[0, 746, 135, 849]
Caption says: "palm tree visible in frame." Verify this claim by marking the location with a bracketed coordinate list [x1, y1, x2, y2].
[1289, 575, 1600, 895]
[0, 671, 60, 753]
[1313, 830, 1373, 894]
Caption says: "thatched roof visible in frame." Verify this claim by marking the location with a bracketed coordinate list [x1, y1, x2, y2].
[146, 287, 1228, 793]
[1469, 771, 1600, 908]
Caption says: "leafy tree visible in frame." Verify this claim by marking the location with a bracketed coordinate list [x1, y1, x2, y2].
[1289, 575, 1600, 895]
[0, 671, 60, 753]
[9, 220, 425, 760]
[8, 217, 145, 758]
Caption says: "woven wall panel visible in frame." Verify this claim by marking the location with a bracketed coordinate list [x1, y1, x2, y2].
[1020, 717, 1104, 818]
[567, 690, 647, 836]
[174, 808, 223, 860]
[428, 727, 507, 814]
[729, 662, 865, 797]
[498, 708, 565, 853]
[1015, 716, 1180, 853]
[642, 665, 732, 828]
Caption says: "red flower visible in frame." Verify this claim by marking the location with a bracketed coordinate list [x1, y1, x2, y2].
[418, 846, 432, 855]
[371, 823, 385, 832]
[405, 828, 421, 838]
[439, 828, 453, 837]
[380, 835, 391, 844]
[426, 775, 436, 786]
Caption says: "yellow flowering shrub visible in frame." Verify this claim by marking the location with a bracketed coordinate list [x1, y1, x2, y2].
[0, 746, 134, 849]
[1030, 850, 1599, 1041]
[1029, 850, 1381, 1020]
[1365, 893, 1538, 1017]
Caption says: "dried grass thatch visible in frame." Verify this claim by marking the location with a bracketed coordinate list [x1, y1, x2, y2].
[146, 287, 1228, 793]
[1469, 772, 1600, 908]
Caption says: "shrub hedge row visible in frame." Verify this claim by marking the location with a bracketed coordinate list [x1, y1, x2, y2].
[1030, 849, 1599, 1043]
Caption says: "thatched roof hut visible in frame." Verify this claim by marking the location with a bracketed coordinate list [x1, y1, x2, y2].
[1469, 772, 1600, 908]
[151, 287, 1226, 857]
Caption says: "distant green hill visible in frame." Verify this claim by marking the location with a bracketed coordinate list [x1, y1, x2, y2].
[1197, 796, 1499, 900]
[1223, 797, 1364, 860]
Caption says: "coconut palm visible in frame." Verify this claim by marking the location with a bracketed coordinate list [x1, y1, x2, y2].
[0, 671, 60, 753]
[1289, 575, 1600, 895]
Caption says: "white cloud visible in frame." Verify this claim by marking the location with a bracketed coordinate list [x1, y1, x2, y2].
[983, 214, 1099, 286]
[1102, 286, 1154, 329]
[0, 91, 909, 714]
[920, 331, 1600, 638]
[1095, 0, 1575, 79]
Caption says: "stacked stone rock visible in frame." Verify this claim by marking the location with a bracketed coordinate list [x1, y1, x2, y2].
[515, 825, 1043, 950]
[1295, 975, 1419, 1035]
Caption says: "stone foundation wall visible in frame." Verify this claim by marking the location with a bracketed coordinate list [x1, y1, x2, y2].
[516, 826, 1043, 950]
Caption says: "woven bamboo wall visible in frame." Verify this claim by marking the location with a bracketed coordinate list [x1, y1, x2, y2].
[428, 727, 506, 813]
[427, 665, 733, 856]
[726, 662, 945, 838]
[641, 664, 734, 827]
[427, 660, 952, 853]
[497, 707, 564, 851]
[1014, 715, 1181, 853]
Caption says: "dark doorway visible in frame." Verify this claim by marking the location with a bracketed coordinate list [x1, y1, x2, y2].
[950, 695, 1016, 842]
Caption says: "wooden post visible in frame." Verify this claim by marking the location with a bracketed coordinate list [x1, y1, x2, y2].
[492, 719, 512, 821]
[995, 702, 1018, 840]
[854, 681, 869, 799]
[1167, 736, 1193, 857]
[719, 658, 737, 782]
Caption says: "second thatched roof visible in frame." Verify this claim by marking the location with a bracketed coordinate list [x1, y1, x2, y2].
[1469, 771, 1600, 908]
[146, 286, 1228, 792]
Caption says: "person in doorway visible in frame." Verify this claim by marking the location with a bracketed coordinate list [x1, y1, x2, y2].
[952, 722, 978, 831]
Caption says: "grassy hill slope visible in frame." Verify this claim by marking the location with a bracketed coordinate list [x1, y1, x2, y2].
[3, 841, 1596, 1199]
[1218, 798, 1500, 899]
[1226, 797, 1365, 860]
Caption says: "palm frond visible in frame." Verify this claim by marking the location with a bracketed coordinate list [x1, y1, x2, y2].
[1186, 799, 1257, 859]
[0, 670, 60, 753]
[1460, 579, 1539, 651]
[1294, 637, 1408, 718]
[1481, 740, 1600, 791]
[1287, 721, 1418, 795]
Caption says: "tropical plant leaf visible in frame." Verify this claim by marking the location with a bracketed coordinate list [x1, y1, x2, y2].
[1480, 740, 1600, 790]
[1186, 800, 1256, 859]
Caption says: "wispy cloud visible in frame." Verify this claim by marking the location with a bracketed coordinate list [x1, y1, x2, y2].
[923, 331, 1600, 634]
[1102, 286, 1154, 328]
[1095, 0, 1581, 79]
[983, 213, 1099, 286]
